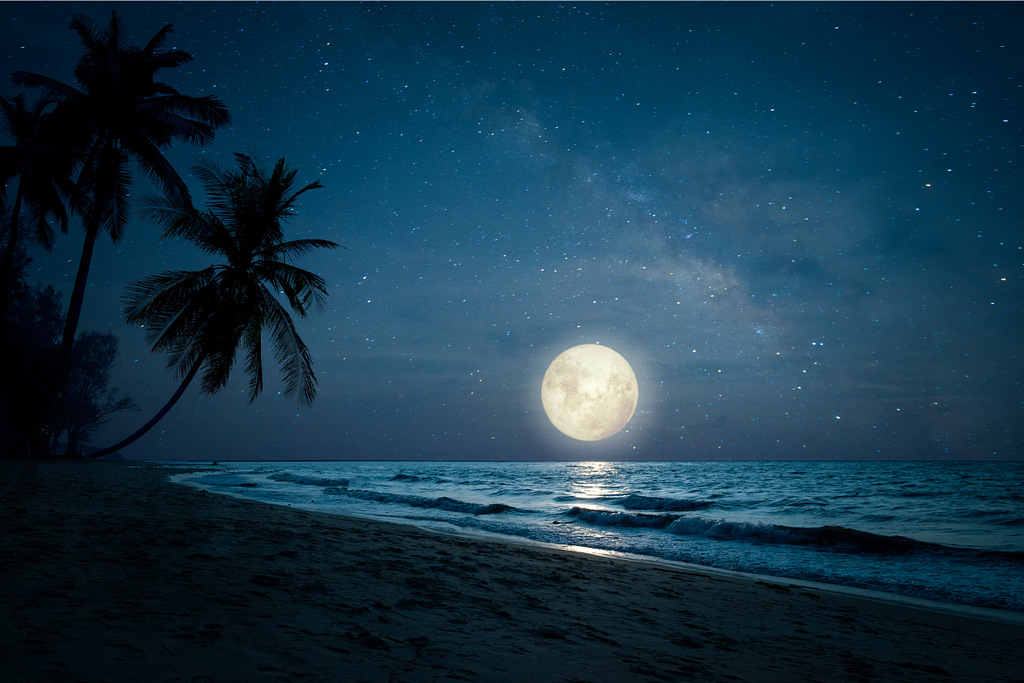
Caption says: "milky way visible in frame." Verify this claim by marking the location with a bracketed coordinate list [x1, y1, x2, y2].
[3, 3, 1020, 460]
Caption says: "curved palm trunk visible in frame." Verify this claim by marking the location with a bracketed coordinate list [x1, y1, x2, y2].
[58, 135, 107, 370]
[59, 221, 98, 363]
[88, 351, 206, 459]
[47, 220, 100, 443]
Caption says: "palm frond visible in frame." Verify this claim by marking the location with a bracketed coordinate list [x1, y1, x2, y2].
[24, 188, 64, 248]
[10, 72, 88, 105]
[123, 268, 216, 332]
[94, 146, 132, 242]
[135, 192, 216, 250]
[149, 49, 195, 72]
[259, 286, 316, 405]
[68, 13, 101, 51]
[276, 179, 323, 218]
[0, 94, 75, 243]
[147, 94, 231, 128]
[120, 133, 189, 203]
[257, 238, 342, 262]
[190, 159, 236, 217]
[140, 23, 174, 56]
[135, 191, 192, 229]
[144, 109, 217, 148]
[198, 347, 235, 396]
[255, 261, 331, 315]
[242, 316, 264, 404]
[0, 94, 28, 139]
[102, 11, 128, 51]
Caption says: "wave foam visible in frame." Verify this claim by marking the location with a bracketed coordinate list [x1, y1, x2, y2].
[268, 472, 350, 487]
[568, 507, 1024, 561]
[324, 488, 517, 515]
[620, 494, 713, 511]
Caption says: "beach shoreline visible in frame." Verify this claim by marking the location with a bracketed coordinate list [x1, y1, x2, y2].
[170, 466, 1024, 628]
[3, 460, 1022, 682]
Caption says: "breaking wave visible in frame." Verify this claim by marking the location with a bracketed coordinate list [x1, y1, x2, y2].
[567, 507, 1024, 562]
[620, 494, 714, 511]
[268, 472, 350, 487]
[324, 488, 519, 515]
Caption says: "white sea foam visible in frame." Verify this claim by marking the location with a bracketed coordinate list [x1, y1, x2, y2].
[267, 472, 350, 487]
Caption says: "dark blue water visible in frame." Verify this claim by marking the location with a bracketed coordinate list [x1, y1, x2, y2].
[173, 460, 1024, 613]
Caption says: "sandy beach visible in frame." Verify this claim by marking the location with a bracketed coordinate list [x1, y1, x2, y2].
[2, 461, 1022, 683]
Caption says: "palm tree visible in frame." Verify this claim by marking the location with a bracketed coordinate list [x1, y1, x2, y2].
[0, 94, 76, 341]
[88, 154, 340, 458]
[11, 10, 230, 370]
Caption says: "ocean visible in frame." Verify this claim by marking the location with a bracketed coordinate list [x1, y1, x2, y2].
[170, 460, 1024, 616]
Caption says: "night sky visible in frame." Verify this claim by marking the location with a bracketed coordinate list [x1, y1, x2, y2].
[3, 2, 1021, 462]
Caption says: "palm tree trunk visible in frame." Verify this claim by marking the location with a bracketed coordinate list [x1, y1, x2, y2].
[44, 220, 100, 453]
[58, 134, 106, 370]
[88, 352, 206, 459]
[59, 221, 98, 363]
[0, 186, 25, 352]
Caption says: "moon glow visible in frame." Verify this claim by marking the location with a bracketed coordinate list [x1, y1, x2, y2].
[541, 344, 639, 441]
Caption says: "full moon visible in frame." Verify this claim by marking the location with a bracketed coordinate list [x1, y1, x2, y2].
[541, 344, 639, 441]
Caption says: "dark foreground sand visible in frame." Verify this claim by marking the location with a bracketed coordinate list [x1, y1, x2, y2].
[2, 461, 1022, 683]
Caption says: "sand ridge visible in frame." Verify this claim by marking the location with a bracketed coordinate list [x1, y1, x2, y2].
[1, 460, 1022, 682]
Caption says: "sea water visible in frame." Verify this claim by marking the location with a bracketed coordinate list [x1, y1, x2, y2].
[171, 460, 1024, 614]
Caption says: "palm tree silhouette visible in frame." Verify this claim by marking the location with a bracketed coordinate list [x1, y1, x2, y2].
[89, 154, 340, 458]
[0, 94, 76, 345]
[12, 10, 230, 372]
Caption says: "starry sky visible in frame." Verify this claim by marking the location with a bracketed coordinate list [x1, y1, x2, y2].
[2, 2, 1022, 462]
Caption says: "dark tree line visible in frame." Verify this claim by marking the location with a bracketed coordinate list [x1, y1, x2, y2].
[0, 224, 137, 456]
[1, 12, 339, 459]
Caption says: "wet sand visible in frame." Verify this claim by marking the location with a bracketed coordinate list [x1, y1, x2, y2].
[2, 460, 1022, 682]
